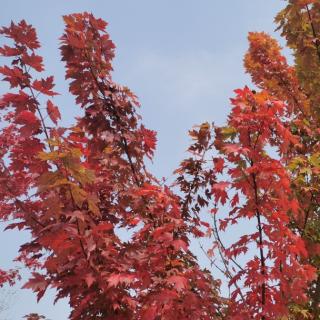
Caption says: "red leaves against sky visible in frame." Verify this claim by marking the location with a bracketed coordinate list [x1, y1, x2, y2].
[210, 88, 316, 319]
[0, 13, 221, 320]
[0, 10, 316, 320]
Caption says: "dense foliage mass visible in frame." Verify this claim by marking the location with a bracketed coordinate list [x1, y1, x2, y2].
[0, 1, 320, 319]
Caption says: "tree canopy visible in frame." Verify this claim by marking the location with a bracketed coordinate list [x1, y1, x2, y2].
[1, 1, 320, 319]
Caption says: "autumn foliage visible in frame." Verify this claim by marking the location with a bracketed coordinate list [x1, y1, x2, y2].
[1, 1, 320, 319]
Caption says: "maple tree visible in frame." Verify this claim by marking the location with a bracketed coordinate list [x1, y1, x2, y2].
[0, 1, 320, 319]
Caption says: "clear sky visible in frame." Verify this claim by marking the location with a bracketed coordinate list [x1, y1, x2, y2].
[0, 1, 287, 319]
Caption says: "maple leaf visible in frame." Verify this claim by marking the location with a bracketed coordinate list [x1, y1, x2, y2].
[1, 91, 30, 107]
[231, 193, 239, 207]
[0, 45, 22, 57]
[22, 52, 44, 72]
[223, 144, 249, 155]
[65, 210, 86, 222]
[16, 110, 38, 125]
[84, 273, 95, 288]
[32, 76, 58, 96]
[212, 181, 229, 205]
[213, 157, 224, 173]
[140, 125, 157, 158]
[171, 239, 188, 252]
[0, 20, 40, 49]
[166, 275, 188, 292]
[22, 273, 48, 302]
[0, 65, 25, 88]
[46, 100, 61, 124]
[107, 273, 135, 288]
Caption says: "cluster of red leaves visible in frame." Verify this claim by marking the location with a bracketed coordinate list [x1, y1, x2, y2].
[0, 13, 222, 320]
[212, 88, 315, 319]
[24, 314, 46, 320]
[175, 89, 316, 320]
[0, 268, 19, 287]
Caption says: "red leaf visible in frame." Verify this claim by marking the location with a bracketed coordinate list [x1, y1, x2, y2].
[140, 125, 157, 158]
[22, 53, 44, 72]
[16, 110, 38, 125]
[22, 273, 48, 302]
[223, 144, 250, 155]
[172, 239, 188, 252]
[167, 275, 188, 292]
[32, 76, 58, 96]
[212, 181, 230, 205]
[66, 33, 85, 49]
[107, 273, 135, 288]
[0, 65, 25, 88]
[1, 91, 30, 107]
[92, 223, 113, 234]
[0, 45, 22, 56]
[46, 100, 61, 124]
[141, 305, 157, 320]
[231, 193, 239, 207]
[84, 273, 95, 288]
[213, 157, 224, 173]
[0, 20, 40, 49]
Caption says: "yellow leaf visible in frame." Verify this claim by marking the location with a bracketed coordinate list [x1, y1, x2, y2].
[38, 151, 61, 161]
[103, 147, 113, 154]
[309, 152, 320, 167]
[288, 157, 305, 171]
[200, 122, 210, 131]
[38, 172, 68, 191]
[221, 126, 237, 138]
[70, 184, 87, 208]
[87, 193, 100, 216]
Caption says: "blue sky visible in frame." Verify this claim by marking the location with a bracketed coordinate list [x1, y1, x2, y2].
[0, 1, 287, 319]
